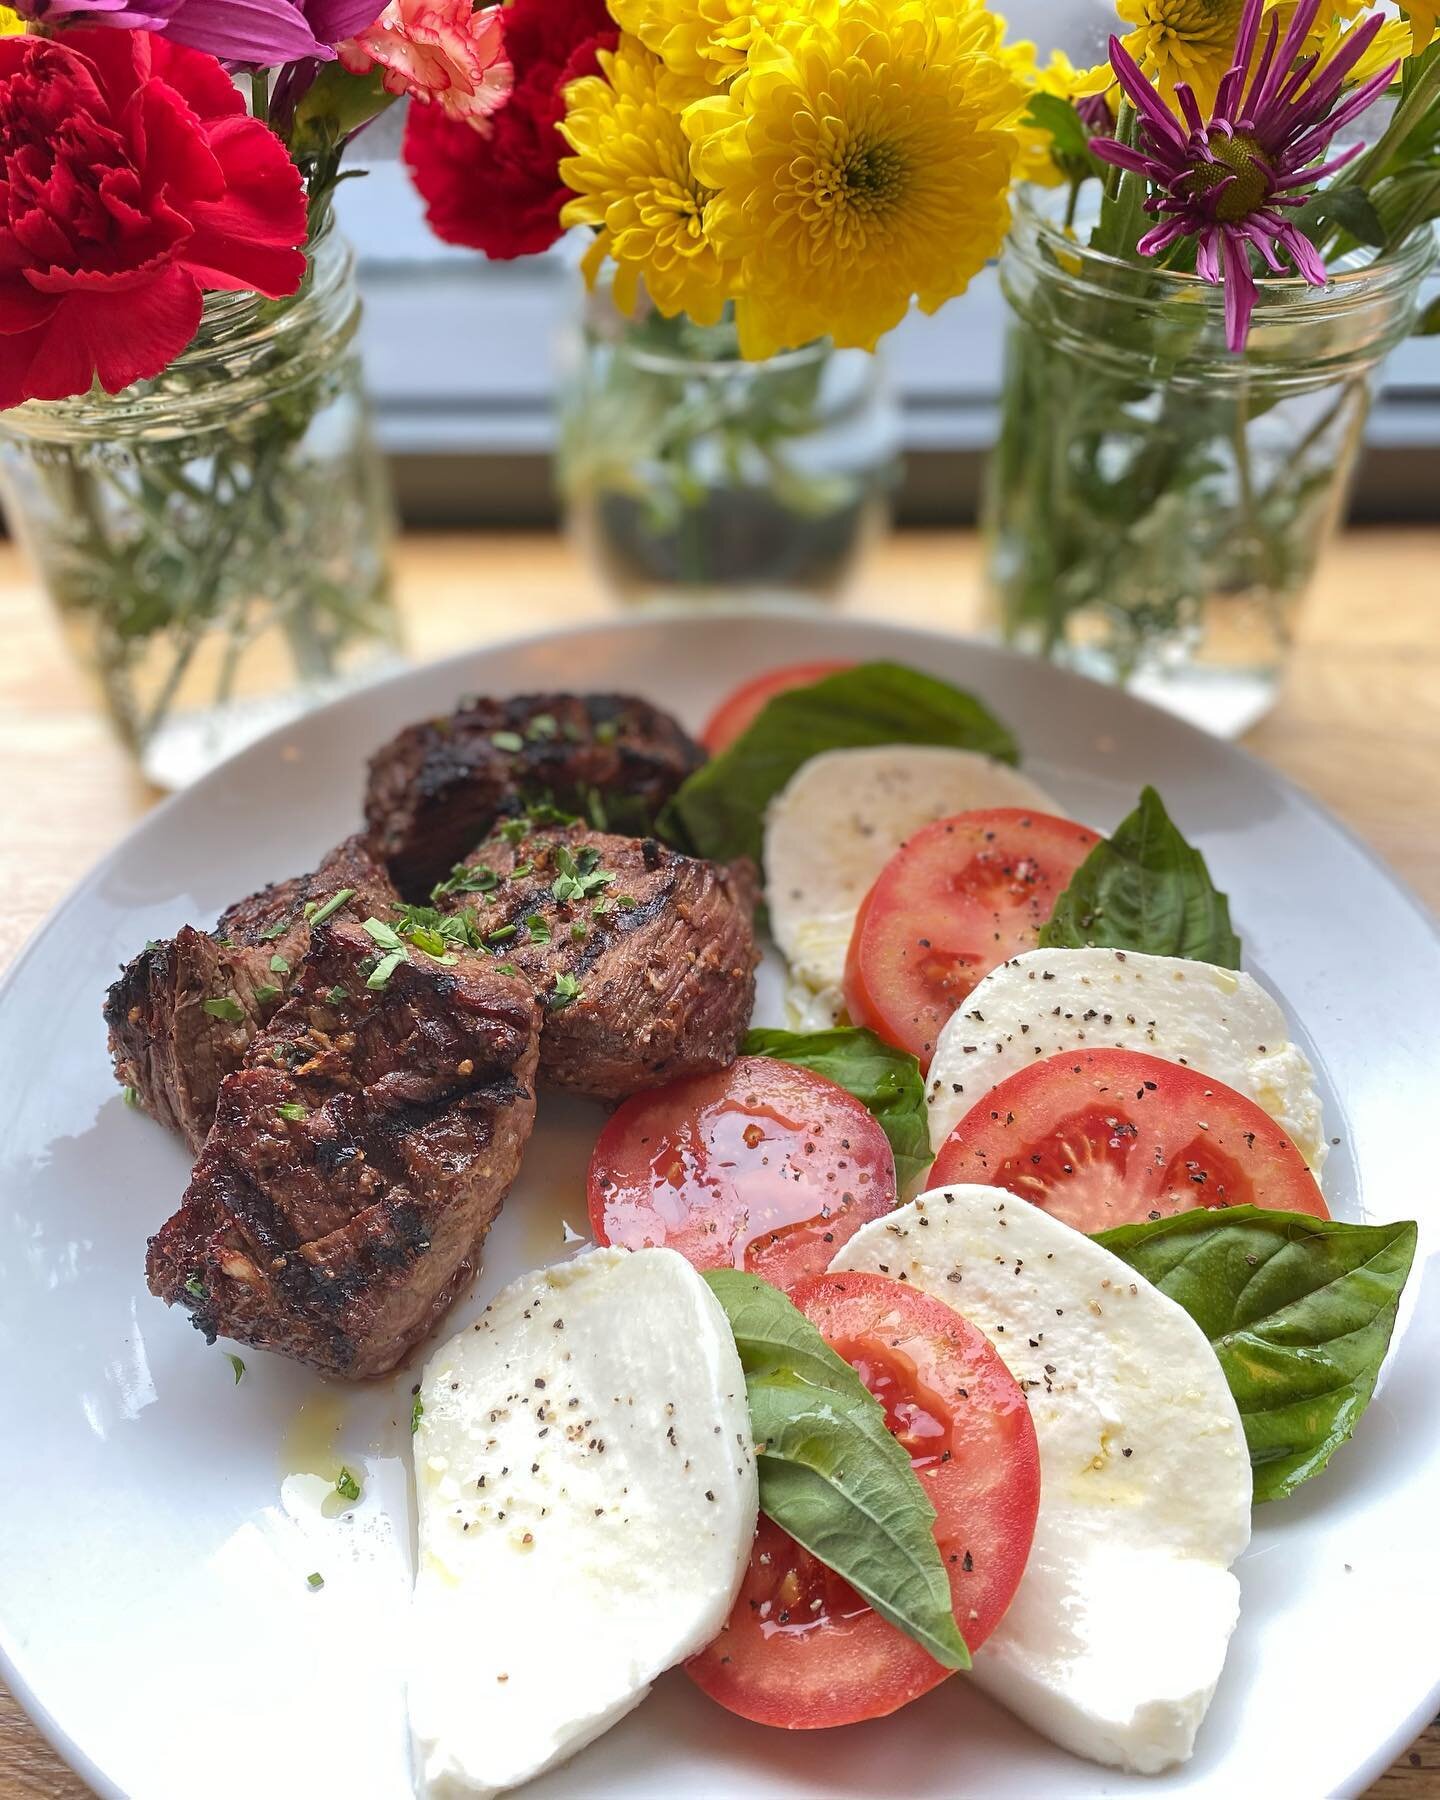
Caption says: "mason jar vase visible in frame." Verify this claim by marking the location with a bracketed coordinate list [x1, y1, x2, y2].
[983, 187, 1437, 735]
[557, 290, 901, 609]
[0, 223, 401, 789]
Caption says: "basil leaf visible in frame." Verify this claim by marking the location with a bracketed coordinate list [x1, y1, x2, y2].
[705, 1270, 969, 1671]
[747, 1378, 969, 1672]
[1095, 1207, 1417, 1501]
[662, 663, 1019, 866]
[744, 1026, 931, 1193]
[1039, 786, 1241, 967]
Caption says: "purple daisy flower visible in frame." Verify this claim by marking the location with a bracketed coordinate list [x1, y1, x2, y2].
[15, 0, 382, 63]
[1090, 0, 1400, 351]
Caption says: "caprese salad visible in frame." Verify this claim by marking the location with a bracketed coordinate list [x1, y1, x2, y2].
[406, 660, 1417, 1799]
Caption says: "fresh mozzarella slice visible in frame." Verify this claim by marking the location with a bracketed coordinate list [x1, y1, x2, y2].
[926, 946, 1327, 1172]
[764, 746, 1064, 1019]
[832, 1185, 1252, 1775]
[408, 1246, 758, 1799]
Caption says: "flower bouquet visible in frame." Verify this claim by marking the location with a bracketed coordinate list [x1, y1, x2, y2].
[984, 0, 1440, 727]
[0, 0, 517, 782]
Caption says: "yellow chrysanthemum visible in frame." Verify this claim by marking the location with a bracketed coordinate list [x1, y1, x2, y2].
[1005, 43, 1112, 187]
[559, 35, 735, 327]
[1400, 1, 1437, 51]
[685, 0, 1027, 359]
[1117, 0, 1410, 111]
[608, 0, 835, 91]
[0, 7, 24, 33]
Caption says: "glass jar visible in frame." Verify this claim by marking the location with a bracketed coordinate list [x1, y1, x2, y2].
[983, 188, 1437, 735]
[0, 224, 401, 789]
[557, 291, 901, 609]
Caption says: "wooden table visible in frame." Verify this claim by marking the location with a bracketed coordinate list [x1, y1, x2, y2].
[1, 528, 1436, 1797]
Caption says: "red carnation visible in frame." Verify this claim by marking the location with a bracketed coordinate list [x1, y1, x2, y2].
[403, 0, 615, 260]
[0, 30, 308, 412]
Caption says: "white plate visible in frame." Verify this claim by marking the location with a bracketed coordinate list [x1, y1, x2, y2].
[2, 616, 1436, 1800]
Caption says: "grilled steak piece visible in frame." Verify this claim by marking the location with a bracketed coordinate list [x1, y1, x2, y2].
[364, 692, 705, 897]
[433, 824, 757, 1101]
[105, 836, 397, 1152]
[146, 920, 540, 1378]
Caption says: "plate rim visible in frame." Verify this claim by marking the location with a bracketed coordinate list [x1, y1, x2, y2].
[2, 610, 1436, 1800]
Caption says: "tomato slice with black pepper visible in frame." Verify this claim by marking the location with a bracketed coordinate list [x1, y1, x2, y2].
[843, 808, 1099, 1069]
[587, 1057, 897, 1287]
[687, 1271, 1040, 1729]
[930, 1046, 1330, 1232]
[699, 661, 854, 754]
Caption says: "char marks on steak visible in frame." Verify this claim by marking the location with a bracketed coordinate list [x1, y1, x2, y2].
[146, 921, 540, 1378]
[364, 693, 705, 898]
[433, 824, 757, 1101]
[105, 836, 398, 1151]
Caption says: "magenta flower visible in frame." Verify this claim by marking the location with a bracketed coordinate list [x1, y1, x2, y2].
[15, 0, 382, 62]
[1090, 0, 1399, 351]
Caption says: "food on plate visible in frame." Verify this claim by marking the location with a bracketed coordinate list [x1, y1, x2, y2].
[408, 1246, 756, 1798]
[146, 920, 540, 1378]
[832, 1186, 1253, 1774]
[764, 745, 1065, 1022]
[925, 947, 1328, 1170]
[104, 834, 398, 1150]
[688, 1269, 1041, 1728]
[843, 809, 1100, 1067]
[700, 659, 854, 753]
[365, 692, 704, 897]
[929, 1048, 1330, 1232]
[431, 821, 758, 1101]
[663, 660, 1021, 868]
[587, 1055, 897, 1286]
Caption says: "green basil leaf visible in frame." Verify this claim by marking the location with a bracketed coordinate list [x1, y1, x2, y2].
[704, 1268, 873, 1406]
[747, 1378, 969, 1672]
[704, 1270, 969, 1671]
[743, 1026, 931, 1193]
[1095, 1206, 1417, 1501]
[1039, 786, 1241, 967]
[661, 663, 1019, 866]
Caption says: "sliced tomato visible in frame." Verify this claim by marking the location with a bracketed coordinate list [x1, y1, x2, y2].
[931, 1046, 1330, 1232]
[687, 1271, 1040, 1729]
[843, 808, 1099, 1069]
[699, 661, 854, 754]
[587, 1057, 897, 1287]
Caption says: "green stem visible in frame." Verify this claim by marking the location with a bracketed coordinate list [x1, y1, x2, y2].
[251, 69, 271, 128]
[1064, 178, 1082, 233]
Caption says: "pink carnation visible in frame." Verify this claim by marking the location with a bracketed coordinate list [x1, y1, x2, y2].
[339, 0, 509, 130]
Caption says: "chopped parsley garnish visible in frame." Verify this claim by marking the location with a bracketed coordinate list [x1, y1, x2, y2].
[496, 963, 521, 977]
[549, 972, 582, 1010]
[224, 1353, 245, 1385]
[499, 818, 529, 847]
[486, 923, 517, 945]
[525, 913, 551, 946]
[570, 922, 587, 941]
[367, 949, 406, 991]
[393, 905, 470, 959]
[510, 861, 533, 880]
[411, 1395, 424, 1433]
[363, 916, 404, 951]
[432, 862, 500, 901]
[335, 1467, 362, 1503]
[259, 919, 289, 942]
[269, 953, 291, 975]
[585, 787, 608, 831]
[551, 844, 613, 905]
[122, 1084, 139, 1108]
[254, 984, 282, 1006]
[614, 895, 638, 911]
[594, 718, 619, 745]
[527, 713, 558, 741]
[184, 1274, 206, 1300]
[326, 984, 349, 1004]
[491, 730, 525, 753]
[203, 996, 245, 1023]
[277, 1102, 308, 1122]
[308, 887, 356, 929]
[306, 1572, 325, 1591]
